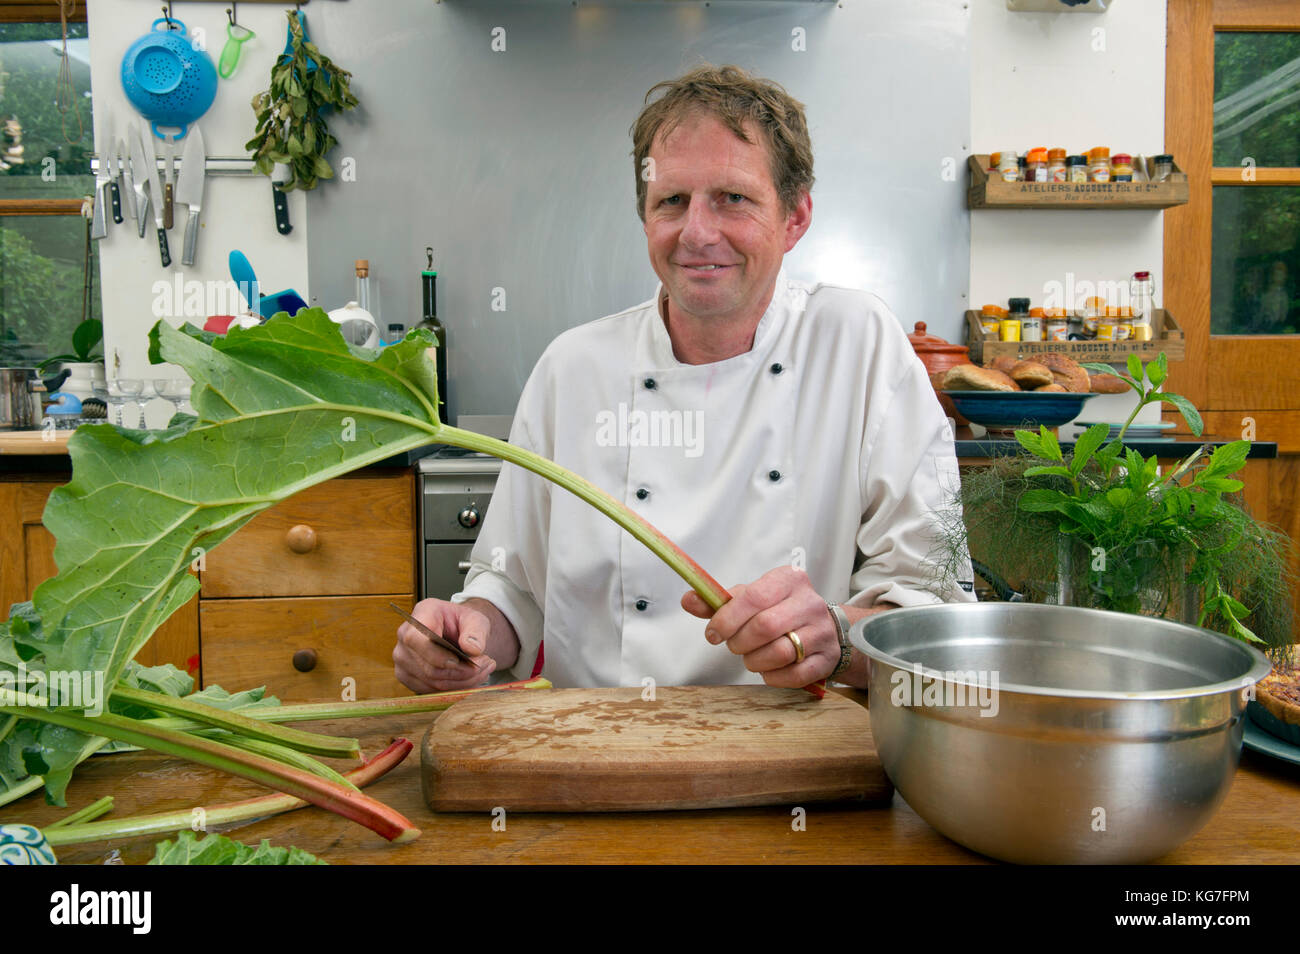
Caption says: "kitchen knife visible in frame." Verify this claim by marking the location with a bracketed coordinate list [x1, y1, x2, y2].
[162, 130, 176, 230]
[117, 136, 137, 223]
[387, 602, 473, 664]
[139, 127, 171, 267]
[107, 152, 122, 224]
[91, 146, 109, 240]
[127, 126, 151, 240]
[176, 124, 206, 267]
[271, 162, 292, 235]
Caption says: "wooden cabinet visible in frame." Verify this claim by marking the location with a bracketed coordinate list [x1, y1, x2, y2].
[0, 466, 417, 703]
[0, 475, 200, 674]
[199, 469, 417, 702]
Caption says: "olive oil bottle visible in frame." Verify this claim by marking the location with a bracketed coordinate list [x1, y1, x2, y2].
[416, 247, 449, 417]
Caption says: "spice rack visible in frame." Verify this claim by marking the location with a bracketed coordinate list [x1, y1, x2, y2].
[967, 155, 1189, 210]
[963, 309, 1185, 364]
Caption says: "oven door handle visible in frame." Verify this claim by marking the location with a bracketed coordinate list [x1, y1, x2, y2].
[458, 560, 472, 574]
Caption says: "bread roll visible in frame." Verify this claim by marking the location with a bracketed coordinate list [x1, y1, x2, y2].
[986, 356, 1018, 375]
[943, 363, 1020, 392]
[1089, 373, 1129, 394]
[1035, 383, 1067, 392]
[1036, 352, 1090, 392]
[1009, 360, 1053, 389]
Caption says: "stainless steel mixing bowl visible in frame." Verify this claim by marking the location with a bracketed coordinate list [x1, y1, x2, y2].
[850, 602, 1271, 864]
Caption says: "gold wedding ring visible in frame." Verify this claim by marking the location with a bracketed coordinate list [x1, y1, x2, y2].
[785, 631, 805, 664]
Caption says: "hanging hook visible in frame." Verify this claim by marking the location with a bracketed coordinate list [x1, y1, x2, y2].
[162, 3, 174, 29]
[426, 247, 434, 270]
[228, 4, 236, 28]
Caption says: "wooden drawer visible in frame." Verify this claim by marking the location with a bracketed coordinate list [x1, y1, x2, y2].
[200, 594, 412, 703]
[201, 470, 416, 598]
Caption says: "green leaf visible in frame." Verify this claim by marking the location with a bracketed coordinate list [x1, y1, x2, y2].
[1201, 439, 1250, 480]
[1159, 392, 1203, 436]
[1017, 488, 1072, 512]
[1147, 352, 1168, 388]
[148, 831, 327, 865]
[71, 319, 103, 362]
[1023, 465, 1074, 479]
[1127, 353, 1143, 382]
[1196, 477, 1244, 493]
[1069, 422, 1111, 477]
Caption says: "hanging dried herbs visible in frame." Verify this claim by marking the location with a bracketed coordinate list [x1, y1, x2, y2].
[245, 11, 358, 192]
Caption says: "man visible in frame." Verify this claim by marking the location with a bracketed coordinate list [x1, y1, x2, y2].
[394, 64, 973, 694]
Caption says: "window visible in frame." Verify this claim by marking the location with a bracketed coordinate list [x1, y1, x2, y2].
[1211, 31, 1300, 335]
[0, 8, 99, 368]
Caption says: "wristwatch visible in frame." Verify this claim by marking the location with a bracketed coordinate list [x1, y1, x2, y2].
[826, 601, 854, 679]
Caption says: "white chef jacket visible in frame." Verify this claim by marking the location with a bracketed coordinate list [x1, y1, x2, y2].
[453, 270, 974, 687]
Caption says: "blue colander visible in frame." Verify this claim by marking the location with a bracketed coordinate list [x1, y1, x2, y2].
[120, 18, 217, 141]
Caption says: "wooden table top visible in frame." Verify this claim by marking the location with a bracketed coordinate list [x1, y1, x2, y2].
[3, 697, 1298, 865]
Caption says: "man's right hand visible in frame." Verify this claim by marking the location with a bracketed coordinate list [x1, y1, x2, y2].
[393, 598, 500, 693]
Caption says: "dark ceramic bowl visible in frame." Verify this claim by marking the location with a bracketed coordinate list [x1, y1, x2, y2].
[942, 390, 1098, 433]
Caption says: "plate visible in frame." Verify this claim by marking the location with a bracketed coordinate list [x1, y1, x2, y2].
[1075, 420, 1176, 441]
[1243, 716, 1300, 765]
[942, 390, 1098, 433]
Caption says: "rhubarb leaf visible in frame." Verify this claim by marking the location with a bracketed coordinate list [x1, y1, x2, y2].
[147, 830, 327, 865]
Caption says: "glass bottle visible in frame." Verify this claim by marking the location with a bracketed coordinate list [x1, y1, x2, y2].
[416, 248, 449, 417]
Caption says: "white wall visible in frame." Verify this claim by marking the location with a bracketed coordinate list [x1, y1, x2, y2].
[88, 2, 308, 392]
[971, 0, 1167, 424]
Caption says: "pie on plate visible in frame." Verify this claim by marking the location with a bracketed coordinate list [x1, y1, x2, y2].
[1249, 651, 1300, 746]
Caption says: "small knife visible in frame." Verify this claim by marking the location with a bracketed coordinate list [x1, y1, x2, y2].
[127, 126, 151, 240]
[162, 130, 177, 230]
[139, 127, 171, 267]
[387, 601, 473, 664]
[176, 124, 206, 267]
[91, 147, 109, 239]
[116, 136, 136, 222]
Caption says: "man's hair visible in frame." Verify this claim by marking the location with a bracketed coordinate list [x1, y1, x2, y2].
[630, 64, 815, 222]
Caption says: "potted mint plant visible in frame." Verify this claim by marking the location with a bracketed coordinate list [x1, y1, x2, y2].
[942, 353, 1294, 653]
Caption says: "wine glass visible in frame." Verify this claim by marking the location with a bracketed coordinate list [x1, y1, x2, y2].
[110, 378, 144, 429]
[154, 378, 193, 423]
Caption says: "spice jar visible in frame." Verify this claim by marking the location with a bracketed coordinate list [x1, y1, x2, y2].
[1044, 309, 1069, 341]
[1088, 147, 1111, 183]
[1003, 297, 1029, 342]
[1025, 148, 1049, 183]
[1048, 148, 1067, 183]
[1096, 306, 1120, 340]
[979, 304, 1003, 338]
[1023, 307, 1045, 342]
[1066, 155, 1088, 183]
[997, 151, 1019, 183]
[1080, 295, 1105, 338]
[1153, 154, 1174, 182]
[1114, 306, 1134, 341]
[1111, 153, 1134, 182]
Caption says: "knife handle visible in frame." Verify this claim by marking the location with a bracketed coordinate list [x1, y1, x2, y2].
[109, 182, 123, 224]
[91, 184, 108, 240]
[182, 209, 199, 267]
[272, 184, 292, 235]
[137, 194, 150, 238]
[163, 182, 174, 230]
[157, 227, 171, 268]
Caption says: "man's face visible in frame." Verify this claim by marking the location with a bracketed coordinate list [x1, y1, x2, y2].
[643, 112, 811, 329]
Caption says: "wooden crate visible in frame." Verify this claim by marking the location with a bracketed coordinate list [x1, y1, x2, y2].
[967, 155, 1189, 209]
[964, 309, 1185, 365]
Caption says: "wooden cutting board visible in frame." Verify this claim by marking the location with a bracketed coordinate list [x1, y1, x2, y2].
[421, 685, 892, 812]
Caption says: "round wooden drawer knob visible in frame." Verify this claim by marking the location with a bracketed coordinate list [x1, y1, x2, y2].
[292, 649, 318, 672]
[286, 524, 317, 553]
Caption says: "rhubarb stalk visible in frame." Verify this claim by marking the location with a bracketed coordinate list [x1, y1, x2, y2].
[43, 739, 414, 848]
[2, 694, 417, 843]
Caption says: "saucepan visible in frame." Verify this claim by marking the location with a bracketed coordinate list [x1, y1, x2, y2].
[1, 367, 70, 430]
[851, 602, 1270, 864]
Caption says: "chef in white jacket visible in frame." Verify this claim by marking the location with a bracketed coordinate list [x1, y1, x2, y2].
[394, 64, 974, 694]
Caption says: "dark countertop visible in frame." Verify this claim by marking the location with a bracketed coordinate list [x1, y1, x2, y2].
[955, 431, 1278, 460]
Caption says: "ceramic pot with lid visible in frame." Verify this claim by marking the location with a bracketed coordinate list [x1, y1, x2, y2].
[907, 321, 970, 425]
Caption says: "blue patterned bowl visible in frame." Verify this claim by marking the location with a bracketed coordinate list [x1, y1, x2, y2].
[0, 824, 57, 865]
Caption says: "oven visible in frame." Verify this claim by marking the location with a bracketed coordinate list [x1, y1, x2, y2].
[417, 417, 511, 602]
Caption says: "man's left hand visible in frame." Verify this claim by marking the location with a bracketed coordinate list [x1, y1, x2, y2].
[681, 566, 840, 687]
